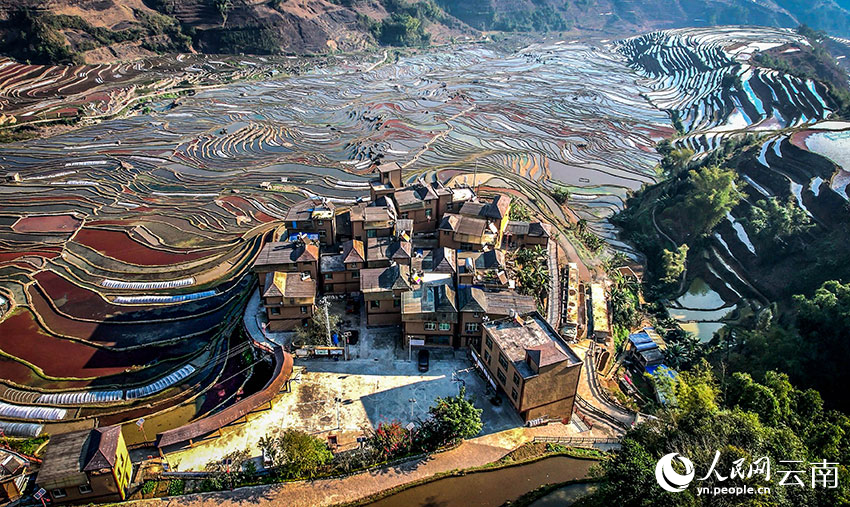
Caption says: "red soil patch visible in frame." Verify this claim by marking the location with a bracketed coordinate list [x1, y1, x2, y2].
[0, 248, 61, 263]
[73, 227, 217, 266]
[12, 214, 82, 233]
[0, 309, 149, 378]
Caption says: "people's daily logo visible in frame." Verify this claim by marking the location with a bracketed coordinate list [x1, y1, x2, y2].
[655, 452, 695, 492]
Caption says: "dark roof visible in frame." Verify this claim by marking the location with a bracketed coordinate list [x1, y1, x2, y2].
[438, 214, 487, 236]
[490, 195, 511, 220]
[402, 275, 458, 319]
[255, 241, 318, 267]
[458, 287, 536, 315]
[459, 195, 511, 220]
[83, 426, 121, 471]
[527, 342, 569, 368]
[320, 253, 345, 273]
[429, 247, 456, 273]
[457, 250, 505, 273]
[360, 264, 411, 292]
[284, 198, 335, 222]
[505, 221, 531, 236]
[528, 222, 551, 238]
[394, 183, 437, 208]
[37, 430, 90, 486]
[342, 239, 365, 264]
[378, 161, 402, 173]
[367, 237, 411, 263]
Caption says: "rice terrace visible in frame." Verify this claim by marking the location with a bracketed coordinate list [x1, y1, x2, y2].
[1, 5, 850, 505]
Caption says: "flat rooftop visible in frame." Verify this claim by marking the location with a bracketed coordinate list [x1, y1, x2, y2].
[484, 313, 581, 377]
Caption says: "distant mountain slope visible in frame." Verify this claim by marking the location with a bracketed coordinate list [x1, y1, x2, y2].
[2, 0, 850, 63]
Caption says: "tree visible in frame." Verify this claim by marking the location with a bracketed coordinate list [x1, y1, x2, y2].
[214, 0, 232, 28]
[422, 386, 483, 447]
[551, 185, 570, 205]
[508, 200, 534, 221]
[259, 429, 333, 479]
[746, 197, 812, 248]
[660, 244, 688, 285]
[294, 306, 340, 347]
[368, 421, 413, 460]
[679, 165, 741, 238]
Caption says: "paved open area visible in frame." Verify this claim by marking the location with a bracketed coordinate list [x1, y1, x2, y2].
[164, 353, 524, 471]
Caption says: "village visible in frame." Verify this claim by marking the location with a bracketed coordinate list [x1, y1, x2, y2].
[0, 159, 682, 505]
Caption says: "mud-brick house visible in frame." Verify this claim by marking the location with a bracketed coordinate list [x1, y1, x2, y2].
[401, 273, 459, 348]
[36, 426, 133, 505]
[503, 221, 552, 249]
[253, 240, 319, 293]
[457, 249, 509, 288]
[360, 264, 412, 326]
[475, 312, 582, 423]
[366, 236, 412, 268]
[370, 162, 404, 201]
[284, 198, 336, 245]
[457, 287, 537, 349]
[261, 271, 317, 331]
[320, 239, 365, 295]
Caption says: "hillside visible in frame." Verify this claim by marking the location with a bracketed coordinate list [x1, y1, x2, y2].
[4, 0, 850, 63]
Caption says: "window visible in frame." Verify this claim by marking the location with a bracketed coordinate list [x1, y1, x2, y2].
[301, 306, 308, 313]
[497, 369, 507, 385]
[485, 336, 493, 349]
[425, 208, 432, 219]
[513, 372, 520, 385]
[289, 298, 295, 304]
[498, 353, 508, 369]
[443, 231, 450, 236]
[439, 322, 451, 331]
[52, 489, 67, 499]
[393, 299, 401, 307]
[367, 229, 377, 238]
[465, 322, 479, 333]
[370, 300, 380, 309]
[511, 388, 518, 401]
[424, 322, 437, 331]
[447, 202, 454, 210]
[79, 484, 93, 494]
[270, 307, 280, 315]
[317, 220, 324, 226]
[484, 350, 491, 363]
[324, 273, 333, 280]
[401, 212, 409, 219]
[352, 271, 359, 279]
[325, 284, 333, 292]
[473, 312, 480, 318]
[350, 262, 359, 269]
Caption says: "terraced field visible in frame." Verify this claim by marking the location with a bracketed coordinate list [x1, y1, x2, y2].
[2, 26, 849, 436]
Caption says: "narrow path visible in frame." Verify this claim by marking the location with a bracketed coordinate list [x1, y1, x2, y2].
[546, 240, 560, 327]
[132, 438, 515, 507]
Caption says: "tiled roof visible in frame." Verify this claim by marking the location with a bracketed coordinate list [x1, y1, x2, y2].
[255, 241, 318, 266]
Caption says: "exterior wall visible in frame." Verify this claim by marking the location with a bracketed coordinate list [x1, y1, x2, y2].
[322, 270, 360, 294]
[351, 220, 365, 241]
[113, 432, 132, 499]
[402, 321, 457, 347]
[47, 471, 122, 505]
[458, 311, 484, 349]
[505, 234, 548, 249]
[520, 362, 582, 423]
[399, 204, 437, 232]
[364, 294, 401, 326]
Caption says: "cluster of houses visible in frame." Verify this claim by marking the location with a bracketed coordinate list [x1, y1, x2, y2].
[253, 162, 552, 350]
[253, 163, 582, 423]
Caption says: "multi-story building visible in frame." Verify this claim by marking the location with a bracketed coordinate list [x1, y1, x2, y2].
[284, 198, 336, 245]
[401, 273, 458, 347]
[36, 426, 133, 505]
[503, 221, 552, 249]
[360, 264, 411, 326]
[370, 162, 403, 201]
[457, 287, 537, 349]
[261, 271, 317, 331]
[437, 213, 498, 251]
[475, 312, 582, 423]
[320, 239, 365, 295]
[349, 197, 397, 241]
[253, 240, 319, 289]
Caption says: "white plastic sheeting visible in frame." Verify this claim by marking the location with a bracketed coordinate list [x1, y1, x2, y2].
[125, 365, 196, 400]
[0, 402, 66, 421]
[102, 277, 195, 290]
[36, 390, 123, 405]
[114, 290, 216, 304]
[0, 421, 43, 438]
